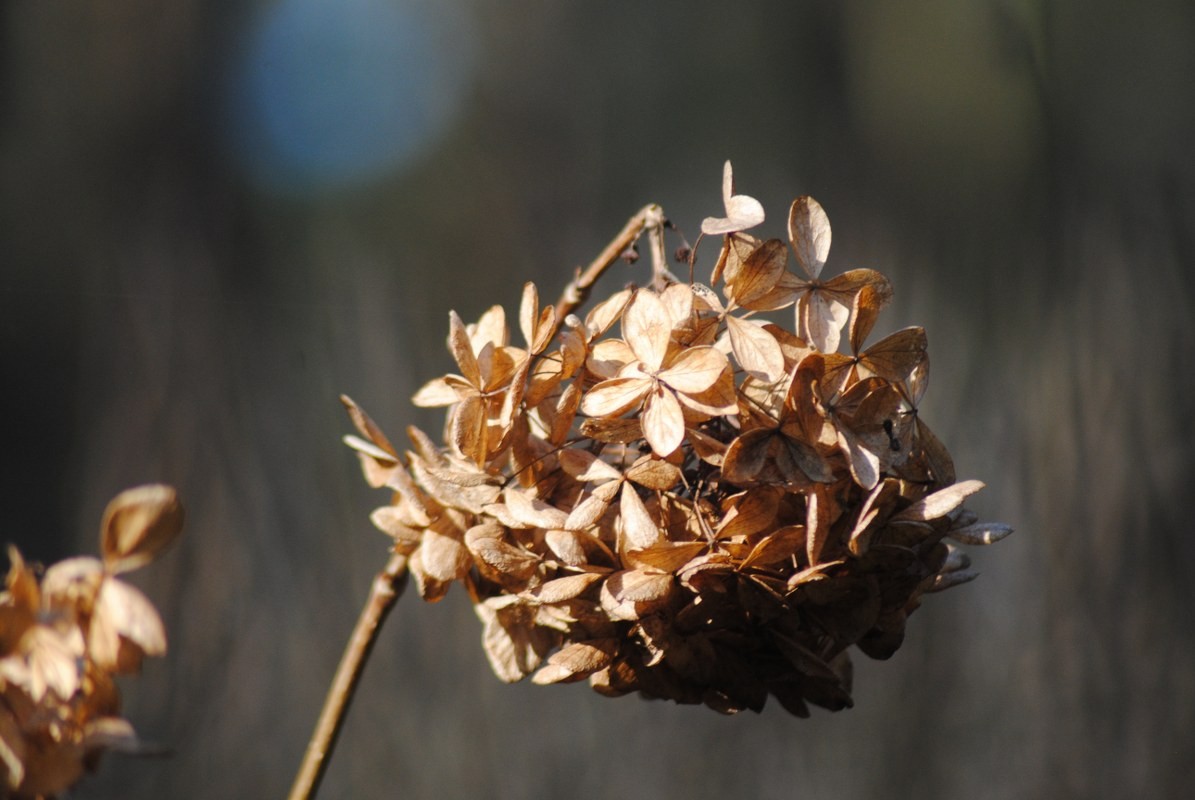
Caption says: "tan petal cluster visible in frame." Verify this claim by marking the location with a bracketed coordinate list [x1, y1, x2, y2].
[343, 163, 1010, 716]
[0, 485, 183, 797]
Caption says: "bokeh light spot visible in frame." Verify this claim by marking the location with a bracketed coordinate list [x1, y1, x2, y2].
[225, 0, 474, 194]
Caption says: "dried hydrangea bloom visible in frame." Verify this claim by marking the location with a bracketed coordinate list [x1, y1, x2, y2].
[343, 163, 1011, 716]
[0, 485, 182, 796]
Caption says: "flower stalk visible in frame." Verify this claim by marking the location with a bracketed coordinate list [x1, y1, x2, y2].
[288, 551, 409, 800]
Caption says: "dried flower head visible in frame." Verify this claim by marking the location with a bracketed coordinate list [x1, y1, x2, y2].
[343, 163, 1011, 716]
[0, 484, 182, 796]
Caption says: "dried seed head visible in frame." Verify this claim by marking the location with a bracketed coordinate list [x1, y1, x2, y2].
[0, 486, 181, 794]
[344, 164, 1011, 716]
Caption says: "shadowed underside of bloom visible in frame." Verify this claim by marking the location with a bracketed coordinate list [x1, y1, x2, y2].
[342, 160, 1011, 717]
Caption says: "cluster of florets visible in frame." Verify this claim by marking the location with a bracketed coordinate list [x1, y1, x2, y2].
[0, 485, 182, 796]
[343, 163, 1010, 716]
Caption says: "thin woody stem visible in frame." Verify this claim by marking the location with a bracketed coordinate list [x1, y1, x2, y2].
[550, 204, 666, 336]
[288, 551, 410, 800]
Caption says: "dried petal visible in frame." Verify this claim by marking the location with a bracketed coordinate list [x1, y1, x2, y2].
[657, 347, 728, 394]
[89, 577, 167, 672]
[503, 488, 569, 530]
[369, 506, 424, 549]
[788, 196, 832, 279]
[848, 279, 895, 352]
[641, 384, 685, 456]
[701, 161, 765, 236]
[580, 377, 650, 419]
[578, 416, 643, 444]
[625, 541, 707, 573]
[533, 639, 619, 684]
[565, 480, 622, 531]
[947, 522, 1014, 546]
[858, 327, 927, 383]
[100, 484, 184, 574]
[587, 338, 638, 379]
[558, 449, 622, 483]
[798, 289, 851, 354]
[715, 488, 782, 540]
[411, 376, 463, 407]
[340, 394, 397, 456]
[725, 316, 785, 382]
[623, 290, 672, 371]
[740, 525, 805, 569]
[418, 527, 472, 586]
[522, 572, 604, 604]
[926, 569, 979, 592]
[519, 282, 557, 354]
[447, 310, 481, 387]
[722, 429, 773, 486]
[600, 569, 674, 620]
[618, 483, 662, 551]
[892, 480, 985, 522]
[544, 529, 590, 565]
[475, 598, 557, 682]
[624, 456, 681, 491]
[728, 239, 787, 307]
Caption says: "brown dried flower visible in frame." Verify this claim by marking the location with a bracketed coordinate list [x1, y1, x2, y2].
[0, 484, 182, 797]
[343, 163, 1011, 716]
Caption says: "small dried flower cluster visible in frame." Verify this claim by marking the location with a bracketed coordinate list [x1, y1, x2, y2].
[343, 163, 1010, 716]
[0, 485, 182, 797]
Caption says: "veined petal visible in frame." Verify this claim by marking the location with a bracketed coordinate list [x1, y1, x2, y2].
[558, 448, 623, 482]
[658, 346, 728, 393]
[701, 161, 765, 235]
[858, 326, 928, 383]
[847, 278, 895, 352]
[641, 385, 684, 456]
[448, 310, 481, 386]
[892, 480, 985, 522]
[677, 369, 738, 416]
[788, 196, 832, 279]
[585, 288, 633, 336]
[519, 281, 556, 355]
[503, 487, 570, 529]
[579, 376, 651, 418]
[800, 291, 850, 353]
[726, 315, 785, 382]
[412, 376, 467, 407]
[618, 483, 662, 551]
[469, 305, 508, 351]
[623, 289, 671, 371]
[728, 238, 787, 307]
[659, 283, 694, 328]
[837, 425, 881, 490]
[586, 338, 637, 380]
[450, 394, 487, 465]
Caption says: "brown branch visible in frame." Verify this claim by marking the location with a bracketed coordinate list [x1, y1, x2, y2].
[288, 551, 410, 800]
[550, 203, 665, 337]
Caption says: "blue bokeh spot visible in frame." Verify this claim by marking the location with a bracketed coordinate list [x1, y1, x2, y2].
[226, 0, 471, 193]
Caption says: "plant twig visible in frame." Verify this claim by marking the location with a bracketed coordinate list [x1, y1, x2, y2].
[550, 204, 665, 336]
[289, 551, 409, 800]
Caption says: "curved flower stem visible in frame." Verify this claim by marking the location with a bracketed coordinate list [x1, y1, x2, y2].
[288, 551, 410, 800]
[550, 204, 666, 337]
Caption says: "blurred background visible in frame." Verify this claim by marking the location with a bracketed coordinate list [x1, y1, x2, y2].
[2, 1, 1193, 797]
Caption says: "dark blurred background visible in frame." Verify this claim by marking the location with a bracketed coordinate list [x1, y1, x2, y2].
[3, 1, 1193, 797]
